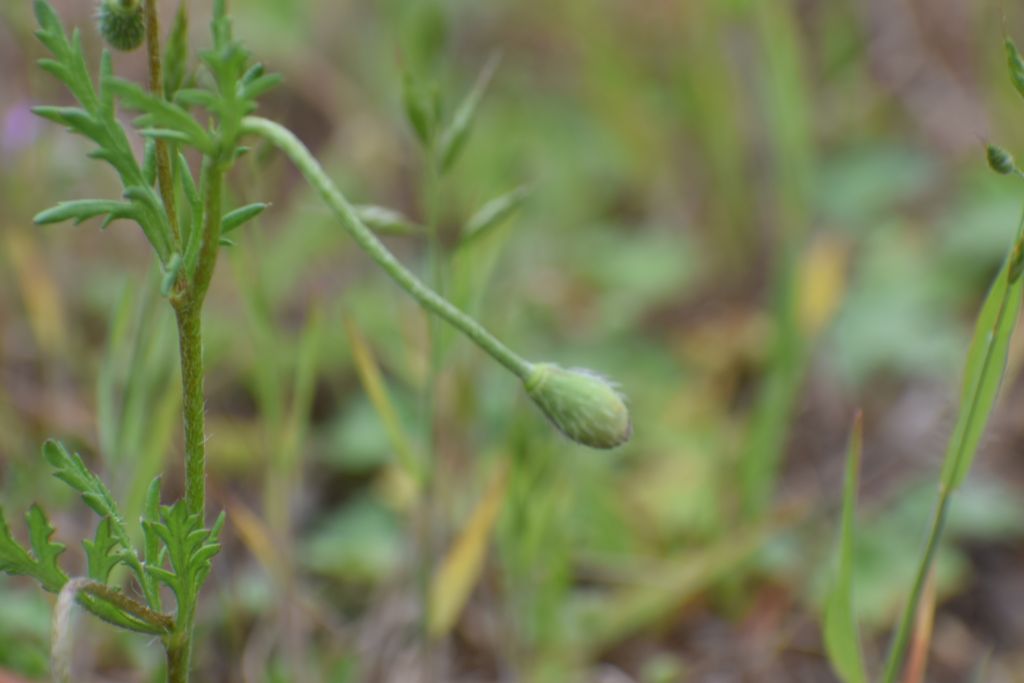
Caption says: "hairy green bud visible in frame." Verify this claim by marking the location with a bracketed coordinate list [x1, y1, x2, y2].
[98, 0, 144, 52]
[524, 363, 632, 449]
[986, 144, 1016, 176]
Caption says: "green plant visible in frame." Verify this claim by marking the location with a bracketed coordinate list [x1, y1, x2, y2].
[822, 39, 1024, 683]
[1, 2, 631, 681]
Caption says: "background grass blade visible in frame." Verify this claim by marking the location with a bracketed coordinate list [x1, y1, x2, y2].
[824, 412, 868, 683]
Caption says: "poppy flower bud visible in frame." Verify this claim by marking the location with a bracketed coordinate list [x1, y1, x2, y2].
[98, 0, 145, 52]
[987, 144, 1016, 176]
[524, 363, 632, 449]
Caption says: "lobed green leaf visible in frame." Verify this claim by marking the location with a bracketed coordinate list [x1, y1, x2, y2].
[106, 77, 214, 154]
[0, 505, 68, 593]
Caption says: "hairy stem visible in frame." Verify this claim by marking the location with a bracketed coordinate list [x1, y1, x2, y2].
[240, 116, 532, 380]
[174, 303, 206, 519]
[880, 489, 950, 683]
[143, 0, 180, 248]
[79, 580, 175, 631]
[165, 632, 191, 683]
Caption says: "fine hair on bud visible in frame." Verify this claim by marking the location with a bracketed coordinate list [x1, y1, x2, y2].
[524, 363, 632, 449]
[97, 0, 145, 52]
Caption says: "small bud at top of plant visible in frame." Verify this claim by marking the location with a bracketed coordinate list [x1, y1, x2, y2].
[97, 0, 145, 52]
[523, 363, 632, 449]
[987, 144, 1017, 175]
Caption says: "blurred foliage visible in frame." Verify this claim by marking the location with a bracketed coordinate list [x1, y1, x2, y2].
[3, 0, 1024, 681]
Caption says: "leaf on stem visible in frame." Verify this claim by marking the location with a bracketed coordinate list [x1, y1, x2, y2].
[1006, 39, 1024, 102]
[437, 53, 500, 173]
[940, 255, 1024, 490]
[354, 204, 423, 236]
[106, 77, 214, 154]
[34, 199, 136, 227]
[143, 502, 224, 610]
[221, 202, 269, 234]
[402, 69, 440, 147]
[0, 504, 68, 593]
[164, 3, 190, 99]
[460, 185, 531, 247]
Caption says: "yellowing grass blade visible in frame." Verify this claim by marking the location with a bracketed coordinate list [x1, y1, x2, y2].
[824, 412, 868, 683]
[343, 315, 420, 482]
[796, 235, 848, 339]
[427, 462, 509, 638]
[226, 496, 284, 582]
[5, 230, 67, 357]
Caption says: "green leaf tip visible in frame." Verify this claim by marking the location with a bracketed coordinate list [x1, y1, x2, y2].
[523, 363, 632, 449]
[97, 0, 145, 52]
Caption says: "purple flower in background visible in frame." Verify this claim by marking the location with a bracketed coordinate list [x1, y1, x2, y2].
[2, 102, 42, 156]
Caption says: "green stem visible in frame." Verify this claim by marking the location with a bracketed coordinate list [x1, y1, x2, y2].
[241, 116, 532, 380]
[879, 489, 951, 683]
[143, 0, 180, 249]
[173, 156, 223, 521]
[165, 632, 191, 683]
[174, 303, 206, 519]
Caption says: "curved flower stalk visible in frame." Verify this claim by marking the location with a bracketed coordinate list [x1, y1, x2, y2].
[240, 116, 633, 449]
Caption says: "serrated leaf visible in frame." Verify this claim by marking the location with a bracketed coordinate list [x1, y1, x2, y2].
[460, 185, 531, 246]
[42, 440, 145, 586]
[354, 204, 423, 236]
[0, 505, 68, 594]
[25, 506, 68, 593]
[143, 502, 223, 610]
[34, 199, 133, 226]
[437, 54, 499, 172]
[106, 77, 214, 154]
[221, 202, 268, 234]
[44, 441, 122, 522]
[940, 253, 1024, 489]
[824, 413, 869, 683]
[83, 518, 121, 582]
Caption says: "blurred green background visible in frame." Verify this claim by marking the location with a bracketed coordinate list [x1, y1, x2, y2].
[3, 0, 1024, 681]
